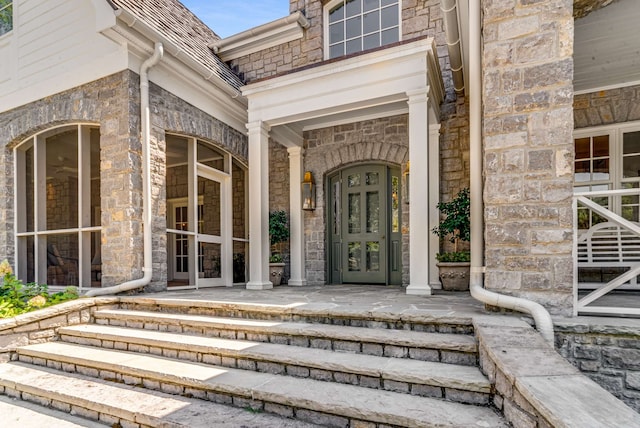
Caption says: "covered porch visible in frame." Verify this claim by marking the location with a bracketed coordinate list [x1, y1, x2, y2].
[241, 38, 445, 294]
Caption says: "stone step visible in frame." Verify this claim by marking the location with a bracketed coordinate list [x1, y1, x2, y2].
[15, 342, 507, 427]
[119, 297, 476, 334]
[94, 309, 477, 365]
[58, 324, 490, 404]
[0, 362, 320, 428]
[0, 394, 106, 428]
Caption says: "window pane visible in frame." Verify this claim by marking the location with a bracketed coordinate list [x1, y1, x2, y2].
[574, 137, 590, 160]
[346, 16, 361, 39]
[25, 236, 35, 283]
[593, 135, 610, 157]
[346, 0, 361, 17]
[90, 128, 101, 227]
[593, 158, 609, 180]
[348, 242, 361, 271]
[199, 176, 221, 236]
[233, 240, 247, 283]
[623, 155, 640, 179]
[574, 160, 590, 182]
[346, 38, 361, 55]
[363, 33, 379, 50]
[329, 3, 344, 23]
[330, 22, 344, 44]
[381, 4, 398, 28]
[366, 191, 379, 233]
[348, 173, 360, 187]
[623, 131, 640, 155]
[47, 233, 79, 286]
[0, 4, 12, 37]
[391, 176, 399, 233]
[330, 43, 344, 59]
[200, 242, 221, 279]
[364, 0, 379, 12]
[381, 0, 396, 6]
[366, 172, 379, 185]
[348, 193, 361, 234]
[46, 129, 79, 230]
[366, 241, 380, 272]
[25, 146, 34, 232]
[197, 141, 225, 171]
[381, 27, 399, 45]
[363, 10, 379, 33]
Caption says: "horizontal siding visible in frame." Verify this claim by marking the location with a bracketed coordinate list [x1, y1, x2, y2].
[0, 0, 127, 112]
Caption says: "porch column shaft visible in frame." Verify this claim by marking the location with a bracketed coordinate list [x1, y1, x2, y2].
[246, 121, 273, 290]
[288, 146, 307, 286]
[406, 88, 432, 296]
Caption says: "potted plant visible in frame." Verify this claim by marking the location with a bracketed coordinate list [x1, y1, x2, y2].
[432, 188, 471, 291]
[269, 210, 289, 286]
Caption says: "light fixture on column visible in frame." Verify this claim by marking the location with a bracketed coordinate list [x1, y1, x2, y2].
[403, 161, 410, 204]
[302, 171, 316, 211]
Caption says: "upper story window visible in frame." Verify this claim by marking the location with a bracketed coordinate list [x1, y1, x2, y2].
[0, 0, 12, 37]
[326, 0, 400, 59]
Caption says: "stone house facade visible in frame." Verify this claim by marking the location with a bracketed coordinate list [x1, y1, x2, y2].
[0, 0, 638, 320]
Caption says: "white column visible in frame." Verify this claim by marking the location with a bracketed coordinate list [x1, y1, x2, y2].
[429, 124, 441, 288]
[246, 121, 273, 290]
[406, 88, 432, 296]
[287, 146, 307, 286]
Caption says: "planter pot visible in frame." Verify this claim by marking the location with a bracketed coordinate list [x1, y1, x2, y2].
[437, 262, 471, 291]
[269, 262, 285, 286]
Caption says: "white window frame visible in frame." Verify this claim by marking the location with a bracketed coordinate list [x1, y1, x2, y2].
[323, 0, 402, 60]
[14, 123, 101, 291]
[574, 120, 640, 227]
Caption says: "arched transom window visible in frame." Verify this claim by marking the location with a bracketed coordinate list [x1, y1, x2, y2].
[326, 0, 401, 59]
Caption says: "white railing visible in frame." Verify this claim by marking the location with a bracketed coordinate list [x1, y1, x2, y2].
[574, 189, 640, 316]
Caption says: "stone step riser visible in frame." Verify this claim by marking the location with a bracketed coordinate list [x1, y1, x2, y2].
[12, 354, 421, 428]
[57, 332, 490, 405]
[119, 302, 475, 335]
[95, 314, 478, 366]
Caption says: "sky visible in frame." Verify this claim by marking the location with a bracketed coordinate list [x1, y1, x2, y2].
[180, 0, 290, 38]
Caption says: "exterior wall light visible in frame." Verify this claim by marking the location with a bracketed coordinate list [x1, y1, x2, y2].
[403, 161, 410, 204]
[302, 171, 316, 210]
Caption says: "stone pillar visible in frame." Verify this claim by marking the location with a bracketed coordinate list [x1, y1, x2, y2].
[406, 88, 432, 296]
[288, 146, 307, 286]
[482, 0, 574, 315]
[246, 121, 273, 289]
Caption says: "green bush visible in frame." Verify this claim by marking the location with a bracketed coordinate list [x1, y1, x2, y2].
[0, 259, 78, 319]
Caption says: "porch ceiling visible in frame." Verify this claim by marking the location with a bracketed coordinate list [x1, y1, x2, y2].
[242, 38, 444, 136]
[574, 0, 640, 93]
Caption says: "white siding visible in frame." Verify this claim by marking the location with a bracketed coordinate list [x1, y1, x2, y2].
[0, 0, 128, 112]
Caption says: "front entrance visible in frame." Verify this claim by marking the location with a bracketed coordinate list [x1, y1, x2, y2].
[328, 164, 402, 284]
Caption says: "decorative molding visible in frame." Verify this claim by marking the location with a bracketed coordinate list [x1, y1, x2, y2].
[210, 12, 309, 62]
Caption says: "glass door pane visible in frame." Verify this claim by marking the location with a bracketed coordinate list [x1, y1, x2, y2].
[197, 174, 224, 287]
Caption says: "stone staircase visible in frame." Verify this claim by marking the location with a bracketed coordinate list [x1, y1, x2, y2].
[0, 299, 507, 427]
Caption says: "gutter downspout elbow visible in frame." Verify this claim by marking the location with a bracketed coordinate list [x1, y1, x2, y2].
[85, 42, 163, 297]
[467, 1, 554, 345]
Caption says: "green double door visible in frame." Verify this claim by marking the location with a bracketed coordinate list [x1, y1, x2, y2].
[329, 164, 402, 285]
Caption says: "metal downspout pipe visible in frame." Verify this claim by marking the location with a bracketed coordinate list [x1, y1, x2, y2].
[85, 42, 164, 297]
[441, 0, 464, 95]
[466, 2, 554, 345]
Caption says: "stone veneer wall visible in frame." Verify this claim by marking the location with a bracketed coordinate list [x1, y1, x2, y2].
[0, 71, 247, 291]
[303, 115, 409, 285]
[482, 0, 575, 315]
[555, 321, 640, 412]
[573, 84, 640, 129]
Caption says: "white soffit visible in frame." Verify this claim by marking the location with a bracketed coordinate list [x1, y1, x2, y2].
[242, 38, 444, 127]
[574, 0, 640, 93]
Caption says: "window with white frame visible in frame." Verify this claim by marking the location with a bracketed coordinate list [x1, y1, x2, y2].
[574, 122, 640, 229]
[0, 0, 12, 36]
[15, 124, 101, 289]
[326, 0, 400, 59]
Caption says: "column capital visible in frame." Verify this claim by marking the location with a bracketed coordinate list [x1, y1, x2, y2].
[246, 120, 271, 134]
[287, 146, 304, 157]
[406, 87, 430, 105]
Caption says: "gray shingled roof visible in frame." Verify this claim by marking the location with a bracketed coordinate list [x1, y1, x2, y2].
[109, 0, 244, 90]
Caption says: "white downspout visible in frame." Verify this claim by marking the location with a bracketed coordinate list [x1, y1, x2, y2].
[85, 42, 164, 297]
[441, 0, 465, 95]
[467, 2, 554, 345]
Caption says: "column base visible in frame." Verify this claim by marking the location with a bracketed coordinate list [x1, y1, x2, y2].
[287, 279, 307, 287]
[246, 281, 274, 290]
[406, 284, 432, 296]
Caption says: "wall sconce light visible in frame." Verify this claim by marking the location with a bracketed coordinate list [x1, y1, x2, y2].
[403, 161, 410, 204]
[302, 171, 316, 211]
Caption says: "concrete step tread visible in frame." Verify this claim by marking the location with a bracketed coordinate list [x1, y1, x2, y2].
[95, 309, 476, 351]
[0, 394, 106, 428]
[16, 342, 507, 427]
[0, 362, 320, 428]
[59, 324, 490, 393]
